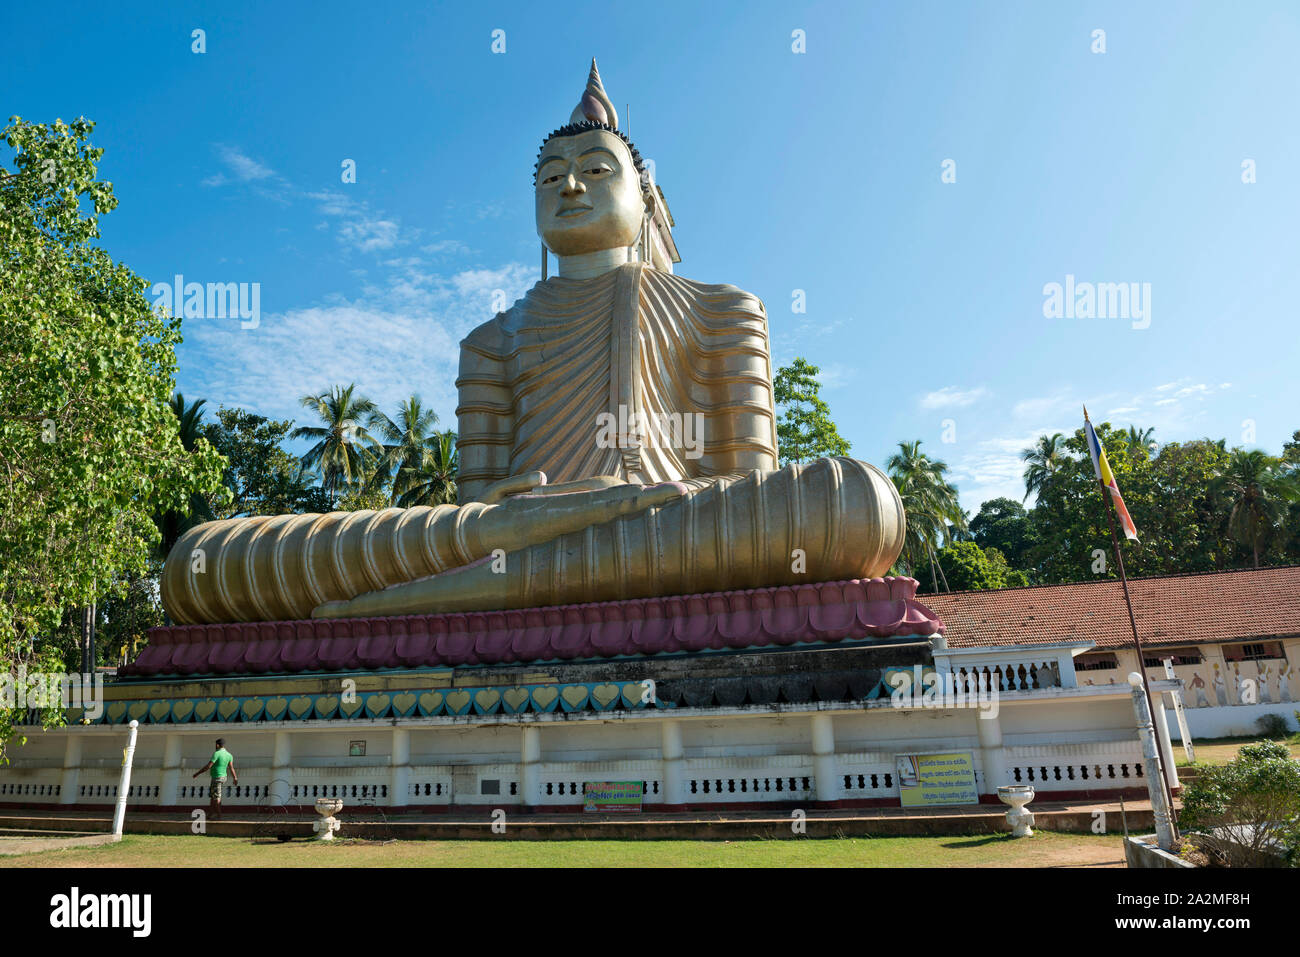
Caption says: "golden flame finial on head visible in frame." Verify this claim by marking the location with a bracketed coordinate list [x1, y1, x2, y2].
[569, 58, 619, 130]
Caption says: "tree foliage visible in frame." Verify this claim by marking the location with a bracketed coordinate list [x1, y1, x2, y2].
[0, 116, 223, 752]
[204, 406, 329, 519]
[1180, 740, 1300, 867]
[290, 384, 381, 506]
[773, 358, 850, 464]
[970, 497, 1039, 571]
[886, 440, 966, 591]
[1026, 424, 1241, 583]
[913, 541, 1029, 593]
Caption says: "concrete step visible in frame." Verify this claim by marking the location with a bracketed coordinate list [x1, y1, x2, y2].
[0, 800, 1161, 841]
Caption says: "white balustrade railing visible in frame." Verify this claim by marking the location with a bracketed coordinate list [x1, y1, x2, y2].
[931, 640, 1096, 691]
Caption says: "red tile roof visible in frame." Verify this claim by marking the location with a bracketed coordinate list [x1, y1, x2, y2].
[921, 566, 1300, 650]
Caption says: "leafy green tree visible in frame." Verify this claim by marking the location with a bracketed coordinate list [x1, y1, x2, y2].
[290, 384, 381, 506]
[336, 486, 393, 512]
[773, 358, 850, 465]
[1180, 740, 1300, 867]
[1026, 425, 1235, 584]
[153, 393, 218, 557]
[395, 430, 459, 507]
[1124, 425, 1158, 460]
[0, 116, 223, 753]
[913, 542, 1029, 593]
[367, 395, 441, 505]
[204, 406, 329, 517]
[886, 440, 966, 591]
[1211, 449, 1300, 569]
[1020, 432, 1066, 502]
[969, 497, 1038, 572]
[1282, 430, 1300, 466]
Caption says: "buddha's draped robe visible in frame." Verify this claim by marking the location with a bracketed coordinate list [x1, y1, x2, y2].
[160, 264, 905, 624]
[455, 263, 778, 501]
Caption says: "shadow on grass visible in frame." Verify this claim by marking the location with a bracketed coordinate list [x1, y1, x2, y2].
[941, 834, 1013, 849]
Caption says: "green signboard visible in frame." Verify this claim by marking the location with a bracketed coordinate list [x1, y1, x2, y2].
[583, 781, 644, 812]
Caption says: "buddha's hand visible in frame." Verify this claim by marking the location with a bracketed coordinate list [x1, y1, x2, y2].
[311, 478, 688, 620]
[479, 477, 687, 554]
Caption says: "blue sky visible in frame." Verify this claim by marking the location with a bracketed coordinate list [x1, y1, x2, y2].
[5, 0, 1298, 511]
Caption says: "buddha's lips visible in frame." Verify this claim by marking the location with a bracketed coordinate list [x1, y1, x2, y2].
[556, 205, 592, 217]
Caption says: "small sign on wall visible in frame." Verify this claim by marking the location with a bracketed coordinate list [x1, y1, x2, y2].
[896, 751, 978, 807]
[349, 740, 366, 757]
[583, 781, 644, 812]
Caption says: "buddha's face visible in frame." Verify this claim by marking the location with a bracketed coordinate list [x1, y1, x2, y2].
[536, 129, 643, 256]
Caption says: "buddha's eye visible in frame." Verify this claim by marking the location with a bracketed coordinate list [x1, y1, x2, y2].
[541, 174, 562, 185]
[585, 166, 611, 176]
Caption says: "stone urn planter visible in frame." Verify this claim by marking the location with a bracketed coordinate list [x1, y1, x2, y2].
[996, 785, 1035, 837]
[313, 798, 343, 841]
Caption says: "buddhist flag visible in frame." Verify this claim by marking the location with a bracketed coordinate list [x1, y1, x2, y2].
[1084, 411, 1139, 541]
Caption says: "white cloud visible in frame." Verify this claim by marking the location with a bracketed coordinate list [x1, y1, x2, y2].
[1011, 391, 1075, 420]
[202, 144, 276, 187]
[308, 190, 420, 255]
[340, 217, 400, 252]
[942, 378, 1238, 511]
[421, 239, 471, 256]
[178, 263, 535, 429]
[919, 385, 989, 410]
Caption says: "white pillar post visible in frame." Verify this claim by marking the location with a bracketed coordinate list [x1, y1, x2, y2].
[1127, 673, 1175, 850]
[271, 731, 293, 807]
[159, 734, 182, 807]
[388, 728, 410, 808]
[520, 725, 541, 807]
[59, 734, 83, 805]
[811, 712, 840, 802]
[111, 720, 140, 839]
[976, 708, 1007, 794]
[1151, 694, 1180, 791]
[661, 720, 684, 806]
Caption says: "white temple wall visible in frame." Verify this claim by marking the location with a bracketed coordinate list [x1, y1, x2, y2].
[1172, 700, 1298, 740]
[0, 689, 1155, 810]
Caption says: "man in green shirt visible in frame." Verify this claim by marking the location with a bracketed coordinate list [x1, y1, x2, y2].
[192, 738, 238, 820]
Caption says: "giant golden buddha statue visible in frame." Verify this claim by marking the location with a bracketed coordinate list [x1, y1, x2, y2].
[161, 61, 906, 626]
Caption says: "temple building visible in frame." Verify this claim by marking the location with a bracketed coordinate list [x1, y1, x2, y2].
[5, 62, 1291, 819]
[3, 566, 1294, 814]
[926, 565, 1300, 739]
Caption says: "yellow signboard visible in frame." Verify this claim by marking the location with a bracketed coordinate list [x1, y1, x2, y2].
[896, 751, 978, 807]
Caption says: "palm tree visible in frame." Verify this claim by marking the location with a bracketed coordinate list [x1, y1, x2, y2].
[366, 396, 441, 505]
[1211, 449, 1300, 568]
[154, 393, 217, 556]
[396, 430, 459, 507]
[887, 440, 966, 592]
[1020, 432, 1067, 502]
[290, 384, 381, 507]
[1125, 425, 1157, 459]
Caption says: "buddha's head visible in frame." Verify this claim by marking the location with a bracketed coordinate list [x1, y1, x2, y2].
[535, 61, 649, 257]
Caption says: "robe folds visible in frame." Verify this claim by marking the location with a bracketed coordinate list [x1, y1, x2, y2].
[455, 263, 779, 502]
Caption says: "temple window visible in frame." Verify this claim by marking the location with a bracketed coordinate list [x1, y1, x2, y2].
[1143, 646, 1203, 667]
[1075, 652, 1120, 671]
[1222, 641, 1286, 662]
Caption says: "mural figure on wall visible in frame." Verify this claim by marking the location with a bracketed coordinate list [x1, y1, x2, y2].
[1212, 664, 1228, 706]
[1189, 672, 1210, 708]
[1258, 665, 1273, 705]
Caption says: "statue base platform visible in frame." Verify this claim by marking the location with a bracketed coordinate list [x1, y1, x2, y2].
[123, 577, 942, 679]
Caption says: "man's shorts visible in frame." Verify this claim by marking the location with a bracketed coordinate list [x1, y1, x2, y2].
[209, 777, 227, 801]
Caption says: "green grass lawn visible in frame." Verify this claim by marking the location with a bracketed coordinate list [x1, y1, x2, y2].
[1176, 733, 1300, 767]
[0, 831, 1124, 868]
